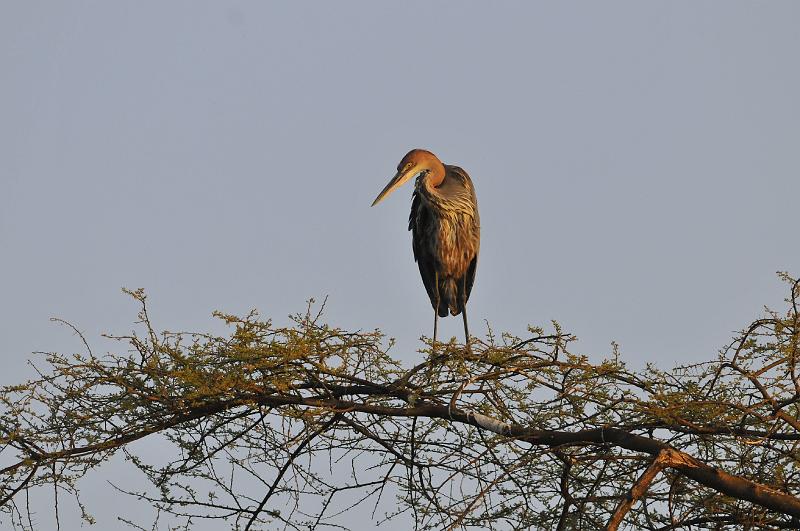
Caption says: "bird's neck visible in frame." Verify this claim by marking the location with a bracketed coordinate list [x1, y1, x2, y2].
[424, 160, 446, 189]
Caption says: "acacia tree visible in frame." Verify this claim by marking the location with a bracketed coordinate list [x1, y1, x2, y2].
[1, 274, 799, 530]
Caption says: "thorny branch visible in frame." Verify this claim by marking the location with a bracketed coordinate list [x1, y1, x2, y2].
[1, 276, 799, 530]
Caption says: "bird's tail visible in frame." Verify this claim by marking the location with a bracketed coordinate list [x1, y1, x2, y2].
[438, 277, 461, 317]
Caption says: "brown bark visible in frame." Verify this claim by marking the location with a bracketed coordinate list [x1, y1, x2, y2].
[248, 393, 800, 519]
[607, 450, 669, 530]
[7, 389, 800, 520]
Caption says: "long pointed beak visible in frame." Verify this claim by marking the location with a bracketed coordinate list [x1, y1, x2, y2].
[371, 170, 413, 207]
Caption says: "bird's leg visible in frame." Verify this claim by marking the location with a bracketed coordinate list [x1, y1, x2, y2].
[432, 271, 440, 353]
[422, 307, 438, 389]
[425, 276, 441, 388]
[433, 309, 438, 350]
[461, 304, 471, 354]
[460, 276, 471, 354]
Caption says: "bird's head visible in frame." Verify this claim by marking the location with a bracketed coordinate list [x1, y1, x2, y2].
[371, 149, 444, 206]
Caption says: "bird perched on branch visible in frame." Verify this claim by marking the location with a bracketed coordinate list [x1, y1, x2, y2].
[372, 149, 480, 348]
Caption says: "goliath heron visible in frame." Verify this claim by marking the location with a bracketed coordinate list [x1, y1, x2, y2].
[371, 149, 480, 347]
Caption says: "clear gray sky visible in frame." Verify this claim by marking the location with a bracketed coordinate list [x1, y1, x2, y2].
[2, 2, 799, 529]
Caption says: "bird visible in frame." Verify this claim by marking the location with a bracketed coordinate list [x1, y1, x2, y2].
[371, 149, 480, 349]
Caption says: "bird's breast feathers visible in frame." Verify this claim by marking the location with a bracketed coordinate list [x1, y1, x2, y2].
[436, 214, 479, 279]
[414, 195, 479, 280]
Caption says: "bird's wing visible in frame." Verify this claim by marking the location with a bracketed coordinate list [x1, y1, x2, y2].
[409, 190, 443, 313]
[463, 253, 478, 303]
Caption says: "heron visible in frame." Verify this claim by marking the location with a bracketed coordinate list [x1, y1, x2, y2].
[371, 149, 480, 348]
